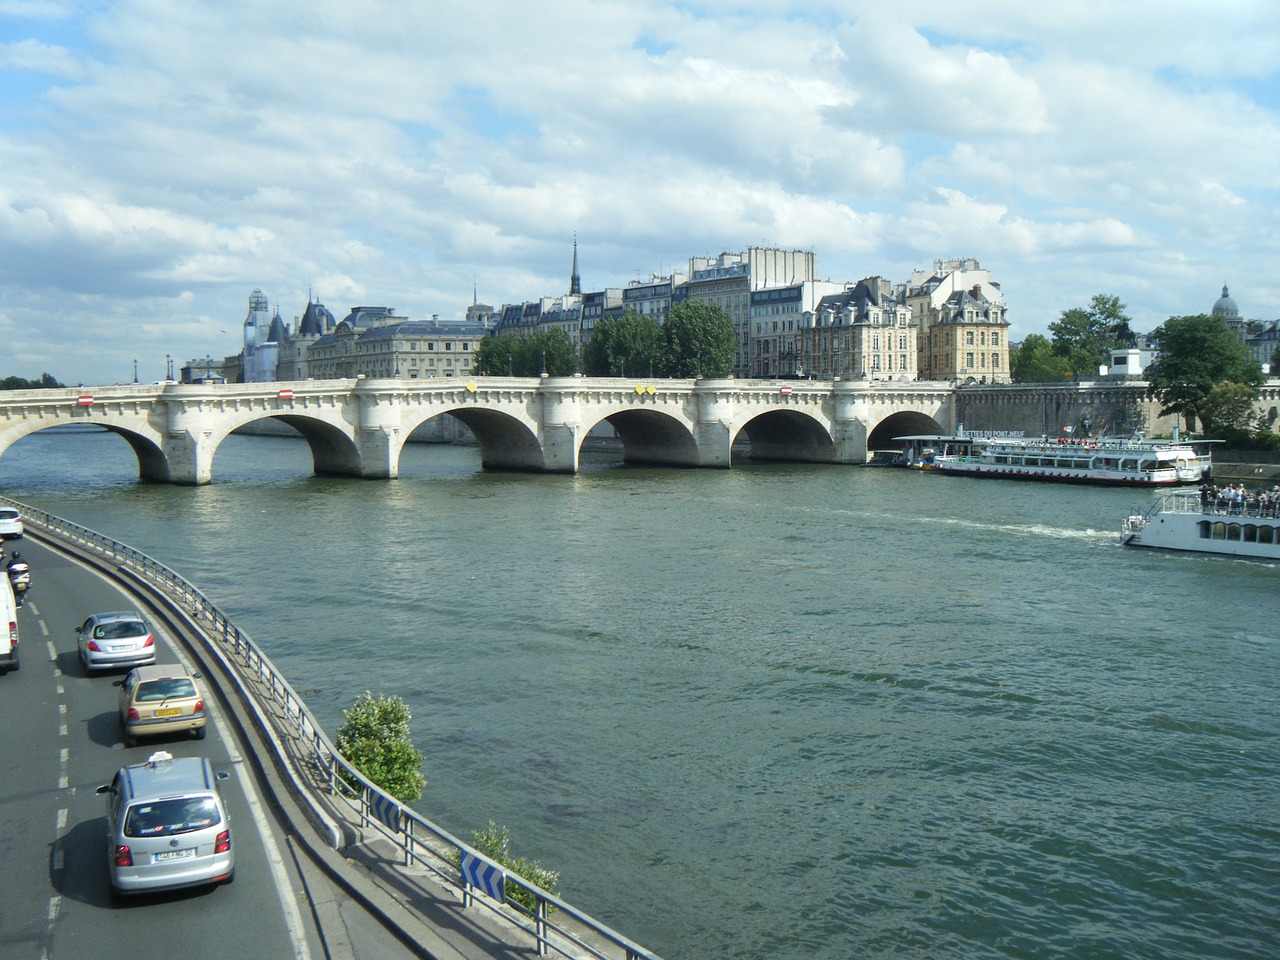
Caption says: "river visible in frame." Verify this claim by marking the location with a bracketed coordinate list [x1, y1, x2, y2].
[2, 427, 1277, 960]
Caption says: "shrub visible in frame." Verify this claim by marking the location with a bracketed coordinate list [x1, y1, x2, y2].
[467, 821, 559, 915]
[334, 691, 426, 802]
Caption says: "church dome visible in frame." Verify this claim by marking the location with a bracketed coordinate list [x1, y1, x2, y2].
[1212, 283, 1239, 319]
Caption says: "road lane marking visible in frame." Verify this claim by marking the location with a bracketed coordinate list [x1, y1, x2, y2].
[46, 641, 57, 661]
[166, 642, 313, 960]
[38, 620, 49, 635]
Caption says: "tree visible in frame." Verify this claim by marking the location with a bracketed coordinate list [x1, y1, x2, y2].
[1, 372, 63, 390]
[1198, 382, 1261, 445]
[472, 331, 579, 377]
[660, 300, 736, 377]
[1009, 334, 1072, 383]
[335, 692, 426, 802]
[1146, 314, 1264, 433]
[581, 310, 664, 377]
[1048, 294, 1136, 377]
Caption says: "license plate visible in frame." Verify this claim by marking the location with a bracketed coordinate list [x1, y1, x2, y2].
[153, 848, 196, 863]
[153, 708, 181, 717]
[110, 643, 137, 653]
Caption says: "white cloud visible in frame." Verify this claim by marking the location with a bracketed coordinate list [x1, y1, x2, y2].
[0, 0, 1277, 383]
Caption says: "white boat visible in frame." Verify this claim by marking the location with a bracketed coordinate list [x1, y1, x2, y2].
[1122, 490, 1280, 558]
[933, 434, 1211, 486]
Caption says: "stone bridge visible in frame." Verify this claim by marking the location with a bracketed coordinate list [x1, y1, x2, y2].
[0, 377, 957, 484]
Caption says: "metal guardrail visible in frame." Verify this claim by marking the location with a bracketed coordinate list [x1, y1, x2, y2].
[2, 494, 661, 960]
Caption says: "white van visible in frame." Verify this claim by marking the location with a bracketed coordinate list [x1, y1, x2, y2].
[0, 574, 17, 673]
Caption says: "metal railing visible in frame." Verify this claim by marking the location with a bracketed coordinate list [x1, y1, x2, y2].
[2, 494, 660, 960]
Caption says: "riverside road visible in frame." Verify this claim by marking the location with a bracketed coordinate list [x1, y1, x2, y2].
[0, 537, 426, 960]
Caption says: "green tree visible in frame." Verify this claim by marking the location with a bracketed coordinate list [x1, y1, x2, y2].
[660, 299, 735, 377]
[472, 334, 521, 376]
[1009, 334, 1072, 383]
[334, 692, 426, 802]
[525, 328, 579, 376]
[1, 372, 63, 390]
[472, 331, 578, 376]
[1199, 382, 1260, 439]
[1049, 294, 1136, 376]
[581, 310, 664, 377]
[1146, 314, 1264, 433]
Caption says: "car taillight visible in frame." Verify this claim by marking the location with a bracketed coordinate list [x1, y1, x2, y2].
[127, 707, 140, 720]
[194, 699, 205, 713]
[7, 622, 14, 644]
[87, 640, 101, 652]
[214, 830, 231, 854]
[114, 845, 133, 867]
[143, 635, 154, 647]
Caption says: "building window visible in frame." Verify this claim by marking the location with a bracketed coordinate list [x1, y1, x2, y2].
[992, 333, 1000, 346]
[966, 331, 975, 346]
[966, 352, 975, 369]
[992, 353, 1001, 369]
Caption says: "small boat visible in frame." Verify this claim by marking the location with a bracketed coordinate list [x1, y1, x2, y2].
[1122, 489, 1280, 558]
[893, 434, 985, 470]
[933, 433, 1211, 486]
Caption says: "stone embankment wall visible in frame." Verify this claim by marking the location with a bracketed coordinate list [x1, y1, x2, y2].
[954, 379, 1280, 441]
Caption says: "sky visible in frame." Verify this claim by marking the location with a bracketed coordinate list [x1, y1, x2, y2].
[2, 0, 1278, 386]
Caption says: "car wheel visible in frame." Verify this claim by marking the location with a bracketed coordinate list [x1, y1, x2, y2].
[195, 725, 207, 740]
[124, 733, 136, 748]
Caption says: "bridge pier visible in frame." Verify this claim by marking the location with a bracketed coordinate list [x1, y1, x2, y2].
[163, 429, 215, 485]
[693, 380, 735, 468]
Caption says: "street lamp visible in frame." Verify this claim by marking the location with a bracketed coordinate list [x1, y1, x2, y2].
[132, 359, 138, 383]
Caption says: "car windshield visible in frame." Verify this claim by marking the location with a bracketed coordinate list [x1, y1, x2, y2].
[94, 621, 145, 640]
[124, 797, 222, 837]
[135, 678, 197, 702]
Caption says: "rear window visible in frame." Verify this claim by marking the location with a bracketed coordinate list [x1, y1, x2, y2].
[94, 620, 146, 639]
[135, 678, 197, 701]
[0, 510, 17, 520]
[124, 796, 222, 837]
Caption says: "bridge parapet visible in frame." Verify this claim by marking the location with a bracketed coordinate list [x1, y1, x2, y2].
[0, 377, 958, 483]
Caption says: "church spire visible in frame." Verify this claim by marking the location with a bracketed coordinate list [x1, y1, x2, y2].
[570, 233, 581, 296]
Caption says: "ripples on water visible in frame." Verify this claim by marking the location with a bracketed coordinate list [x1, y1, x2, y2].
[3, 428, 1278, 959]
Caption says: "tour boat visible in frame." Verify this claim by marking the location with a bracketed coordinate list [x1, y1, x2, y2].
[1122, 491, 1280, 559]
[932, 434, 1211, 486]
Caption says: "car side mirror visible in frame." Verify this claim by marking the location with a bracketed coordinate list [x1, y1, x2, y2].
[193, 671, 203, 679]
[111, 679, 123, 687]
[215, 771, 230, 781]
[95, 784, 110, 794]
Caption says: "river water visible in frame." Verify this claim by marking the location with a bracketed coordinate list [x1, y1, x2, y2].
[2, 428, 1277, 960]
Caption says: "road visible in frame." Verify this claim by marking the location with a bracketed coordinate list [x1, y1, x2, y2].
[0, 538, 420, 960]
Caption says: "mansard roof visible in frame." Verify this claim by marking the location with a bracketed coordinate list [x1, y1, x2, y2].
[357, 319, 492, 341]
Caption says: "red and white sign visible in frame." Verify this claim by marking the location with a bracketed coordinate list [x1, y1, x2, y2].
[76, 394, 94, 406]
[779, 385, 792, 396]
[277, 389, 294, 400]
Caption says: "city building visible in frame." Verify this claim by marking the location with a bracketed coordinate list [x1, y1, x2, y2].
[749, 280, 847, 377]
[305, 311, 490, 380]
[804, 278, 917, 380]
[906, 259, 1009, 382]
[241, 289, 289, 383]
[678, 248, 818, 376]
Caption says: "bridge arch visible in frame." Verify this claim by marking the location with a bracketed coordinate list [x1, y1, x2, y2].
[398, 407, 544, 472]
[200, 411, 364, 480]
[583, 409, 699, 467]
[868, 410, 945, 451]
[0, 418, 171, 483]
[733, 409, 836, 463]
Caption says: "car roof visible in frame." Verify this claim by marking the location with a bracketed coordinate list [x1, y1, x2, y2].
[89, 610, 145, 622]
[129, 663, 196, 682]
[120, 751, 216, 798]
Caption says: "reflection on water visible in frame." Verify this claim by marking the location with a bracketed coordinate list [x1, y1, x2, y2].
[2, 427, 1278, 960]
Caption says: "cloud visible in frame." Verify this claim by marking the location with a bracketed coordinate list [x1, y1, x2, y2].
[0, 0, 1278, 384]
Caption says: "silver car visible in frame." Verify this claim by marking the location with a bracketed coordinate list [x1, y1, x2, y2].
[77, 611, 156, 672]
[96, 750, 234, 895]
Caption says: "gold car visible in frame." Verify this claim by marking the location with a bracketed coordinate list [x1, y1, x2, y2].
[116, 664, 208, 747]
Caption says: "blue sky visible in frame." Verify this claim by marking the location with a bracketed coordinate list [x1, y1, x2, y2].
[1, 0, 1278, 385]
